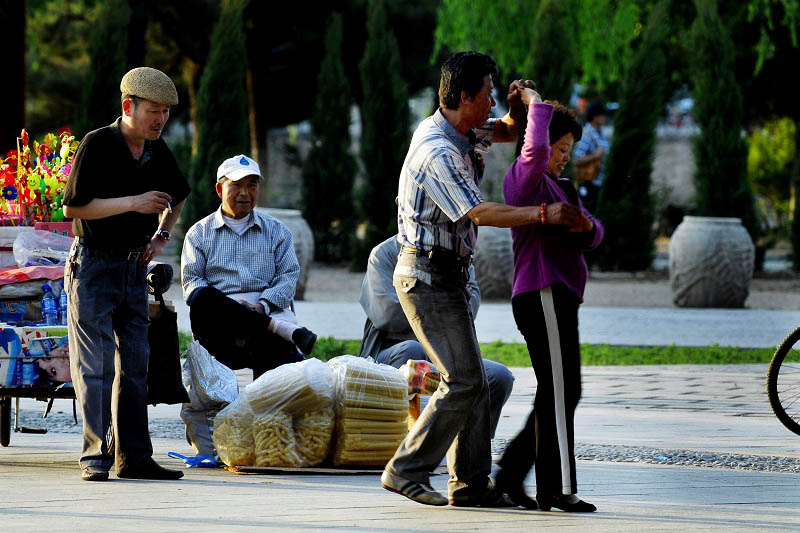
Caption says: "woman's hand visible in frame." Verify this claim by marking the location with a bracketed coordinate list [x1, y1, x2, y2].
[519, 87, 543, 106]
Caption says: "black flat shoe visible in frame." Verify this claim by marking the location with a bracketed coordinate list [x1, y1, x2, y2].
[117, 458, 184, 480]
[538, 495, 596, 513]
[292, 327, 317, 355]
[494, 470, 538, 509]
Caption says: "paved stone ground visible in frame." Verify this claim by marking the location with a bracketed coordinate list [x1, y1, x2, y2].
[3, 363, 800, 531]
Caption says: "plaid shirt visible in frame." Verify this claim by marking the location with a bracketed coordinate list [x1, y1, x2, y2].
[181, 207, 299, 309]
[573, 123, 610, 186]
[396, 109, 496, 257]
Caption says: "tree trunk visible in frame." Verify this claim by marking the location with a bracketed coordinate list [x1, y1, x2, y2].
[0, 0, 25, 156]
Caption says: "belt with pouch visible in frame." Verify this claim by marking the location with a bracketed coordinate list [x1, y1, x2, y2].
[401, 245, 472, 270]
[78, 237, 146, 261]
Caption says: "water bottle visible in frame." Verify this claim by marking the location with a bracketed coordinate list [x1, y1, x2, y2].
[59, 281, 68, 326]
[41, 284, 58, 326]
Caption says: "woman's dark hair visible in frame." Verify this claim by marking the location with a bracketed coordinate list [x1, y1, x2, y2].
[545, 100, 583, 144]
[438, 52, 498, 110]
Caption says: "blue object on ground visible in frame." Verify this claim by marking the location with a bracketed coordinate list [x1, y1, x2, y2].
[167, 452, 218, 468]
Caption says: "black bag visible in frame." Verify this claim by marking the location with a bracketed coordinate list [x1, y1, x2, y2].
[147, 297, 190, 405]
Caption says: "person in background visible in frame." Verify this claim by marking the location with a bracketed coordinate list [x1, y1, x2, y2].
[181, 154, 317, 380]
[358, 236, 514, 438]
[572, 100, 609, 213]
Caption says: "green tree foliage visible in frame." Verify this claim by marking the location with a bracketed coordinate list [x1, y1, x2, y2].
[530, 0, 577, 105]
[184, 0, 250, 229]
[747, 0, 800, 74]
[747, 117, 796, 216]
[351, 0, 410, 271]
[594, 1, 670, 270]
[688, 0, 759, 240]
[302, 14, 357, 263]
[77, 0, 132, 136]
[432, 0, 642, 93]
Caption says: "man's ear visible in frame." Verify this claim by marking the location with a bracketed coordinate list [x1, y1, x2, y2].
[215, 182, 224, 199]
[122, 98, 133, 117]
[460, 89, 472, 106]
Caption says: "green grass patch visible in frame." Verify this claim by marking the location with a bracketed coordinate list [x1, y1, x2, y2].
[179, 333, 777, 366]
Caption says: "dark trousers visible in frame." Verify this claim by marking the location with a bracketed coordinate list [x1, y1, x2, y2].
[188, 287, 302, 380]
[498, 284, 582, 497]
[66, 240, 152, 472]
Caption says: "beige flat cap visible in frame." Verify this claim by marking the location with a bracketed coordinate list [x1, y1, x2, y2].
[120, 67, 179, 106]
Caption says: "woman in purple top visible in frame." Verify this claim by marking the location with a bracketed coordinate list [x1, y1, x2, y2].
[494, 88, 604, 513]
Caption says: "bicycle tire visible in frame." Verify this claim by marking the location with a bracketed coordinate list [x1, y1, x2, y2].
[767, 325, 800, 436]
[1, 398, 10, 447]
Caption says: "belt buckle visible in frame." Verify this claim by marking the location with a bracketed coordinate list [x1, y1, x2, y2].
[127, 250, 142, 261]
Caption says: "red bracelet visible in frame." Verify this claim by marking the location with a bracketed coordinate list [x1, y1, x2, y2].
[540, 202, 547, 224]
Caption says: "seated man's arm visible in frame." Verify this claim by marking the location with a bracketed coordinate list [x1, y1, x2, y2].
[181, 224, 211, 304]
[259, 225, 299, 311]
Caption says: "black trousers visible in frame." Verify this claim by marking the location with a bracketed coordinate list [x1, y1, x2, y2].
[498, 284, 582, 497]
[188, 287, 302, 379]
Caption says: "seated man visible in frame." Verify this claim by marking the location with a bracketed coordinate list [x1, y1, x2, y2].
[359, 236, 514, 438]
[181, 154, 317, 379]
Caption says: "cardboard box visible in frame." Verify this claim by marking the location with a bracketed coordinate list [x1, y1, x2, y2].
[0, 325, 70, 389]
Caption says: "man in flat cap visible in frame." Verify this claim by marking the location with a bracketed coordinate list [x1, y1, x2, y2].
[63, 66, 190, 481]
[181, 155, 317, 384]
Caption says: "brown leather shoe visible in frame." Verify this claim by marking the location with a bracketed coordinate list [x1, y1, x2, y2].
[117, 458, 183, 480]
[81, 466, 109, 482]
[449, 480, 516, 507]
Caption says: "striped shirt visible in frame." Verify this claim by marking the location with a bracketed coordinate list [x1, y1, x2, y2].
[396, 109, 496, 257]
[181, 207, 299, 310]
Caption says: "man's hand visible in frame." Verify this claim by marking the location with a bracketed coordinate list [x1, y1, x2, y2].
[237, 300, 267, 315]
[544, 202, 581, 226]
[132, 191, 172, 214]
[507, 79, 537, 120]
[140, 236, 167, 265]
[568, 213, 594, 233]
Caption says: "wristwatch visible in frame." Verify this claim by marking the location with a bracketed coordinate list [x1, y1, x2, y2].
[155, 229, 171, 242]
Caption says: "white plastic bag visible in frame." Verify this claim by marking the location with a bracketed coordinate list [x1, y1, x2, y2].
[180, 341, 239, 457]
[13, 230, 73, 267]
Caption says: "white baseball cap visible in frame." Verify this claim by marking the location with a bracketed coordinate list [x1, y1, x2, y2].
[216, 154, 263, 182]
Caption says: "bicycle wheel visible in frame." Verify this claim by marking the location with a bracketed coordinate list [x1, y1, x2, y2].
[767, 325, 800, 436]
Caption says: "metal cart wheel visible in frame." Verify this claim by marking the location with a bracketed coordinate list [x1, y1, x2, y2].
[767, 325, 800, 436]
[1, 397, 10, 447]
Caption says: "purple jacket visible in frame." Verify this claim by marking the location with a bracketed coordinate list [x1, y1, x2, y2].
[503, 103, 604, 301]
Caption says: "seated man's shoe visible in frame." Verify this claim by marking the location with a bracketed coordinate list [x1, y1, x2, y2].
[292, 327, 317, 355]
[381, 470, 447, 506]
[117, 458, 184, 480]
[449, 480, 516, 507]
[81, 466, 109, 482]
[538, 494, 596, 513]
[494, 469, 538, 509]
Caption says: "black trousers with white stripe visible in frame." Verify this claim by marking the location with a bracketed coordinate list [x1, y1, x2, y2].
[498, 284, 582, 497]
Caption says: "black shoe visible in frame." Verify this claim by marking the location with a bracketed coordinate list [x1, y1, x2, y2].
[449, 480, 516, 508]
[292, 327, 317, 355]
[494, 469, 538, 509]
[81, 466, 109, 482]
[538, 494, 596, 512]
[117, 458, 184, 480]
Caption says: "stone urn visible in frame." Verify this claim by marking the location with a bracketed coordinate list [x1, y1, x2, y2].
[256, 208, 314, 300]
[669, 216, 754, 308]
[473, 226, 514, 300]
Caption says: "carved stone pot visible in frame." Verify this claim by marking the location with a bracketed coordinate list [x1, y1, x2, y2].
[669, 216, 754, 308]
[473, 226, 514, 300]
[256, 208, 314, 300]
